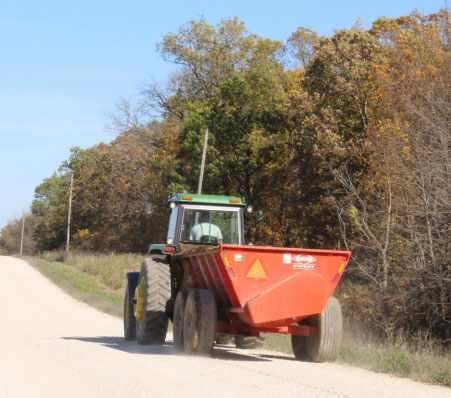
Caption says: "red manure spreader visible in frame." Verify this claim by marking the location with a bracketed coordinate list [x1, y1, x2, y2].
[124, 194, 350, 362]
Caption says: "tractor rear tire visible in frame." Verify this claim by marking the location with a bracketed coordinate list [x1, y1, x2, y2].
[291, 297, 343, 362]
[123, 273, 139, 340]
[173, 288, 189, 351]
[135, 257, 170, 345]
[183, 289, 217, 355]
[234, 333, 267, 349]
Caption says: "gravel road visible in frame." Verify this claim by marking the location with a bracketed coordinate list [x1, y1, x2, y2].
[0, 256, 448, 398]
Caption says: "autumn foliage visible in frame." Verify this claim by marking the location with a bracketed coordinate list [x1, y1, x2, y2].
[2, 10, 449, 346]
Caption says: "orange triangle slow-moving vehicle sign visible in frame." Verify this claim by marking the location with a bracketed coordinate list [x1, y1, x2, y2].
[246, 259, 268, 279]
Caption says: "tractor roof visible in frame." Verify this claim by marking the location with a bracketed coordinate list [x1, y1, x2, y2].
[170, 193, 246, 206]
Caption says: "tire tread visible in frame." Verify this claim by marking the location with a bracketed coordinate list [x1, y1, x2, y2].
[291, 297, 342, 362]
[136, 257, 170, 345]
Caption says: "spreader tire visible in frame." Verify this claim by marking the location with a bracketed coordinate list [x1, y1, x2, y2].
[234, 333, 267, 349]
[173, 288, 189, 350]
[291, 297, 343, 362]
[123, 272, 139, 340]
[183, 289, 217, 355]
[135, 258, 170, 345]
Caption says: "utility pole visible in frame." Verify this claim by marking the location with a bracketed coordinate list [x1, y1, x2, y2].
[66, 172, 74, 253]
[197, 127, 209, 195]
[20, 215, 25, 255]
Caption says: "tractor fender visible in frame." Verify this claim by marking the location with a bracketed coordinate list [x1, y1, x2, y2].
[147, 243, 166, 255]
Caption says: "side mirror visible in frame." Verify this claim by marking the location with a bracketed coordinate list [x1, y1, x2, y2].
[145, 203, 154, 214]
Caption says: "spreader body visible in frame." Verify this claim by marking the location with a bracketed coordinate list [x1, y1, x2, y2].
[174, 244, 350, 336]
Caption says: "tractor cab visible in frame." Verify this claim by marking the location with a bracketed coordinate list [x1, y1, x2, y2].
[165, 193, 248, 253]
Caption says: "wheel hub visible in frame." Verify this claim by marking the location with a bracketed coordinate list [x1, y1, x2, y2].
[134, 277, 145, 326]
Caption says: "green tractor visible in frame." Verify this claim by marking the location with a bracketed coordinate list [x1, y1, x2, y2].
[124, 193, 265, 350]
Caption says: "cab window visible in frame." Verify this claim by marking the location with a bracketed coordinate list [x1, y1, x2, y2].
[180, 207, 240, 244]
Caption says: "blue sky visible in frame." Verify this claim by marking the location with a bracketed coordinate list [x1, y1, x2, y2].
[0, 0, 445, 229]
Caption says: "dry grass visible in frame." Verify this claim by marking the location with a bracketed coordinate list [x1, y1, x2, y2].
[39, 250, 144, 292]
[339, 337, 450, 386]
[264, 328, 450, 386]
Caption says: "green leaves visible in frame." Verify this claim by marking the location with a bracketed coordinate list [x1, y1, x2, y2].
[152, 17, 283, 117]
[287, 26, 321, 67]
[31, 172, 70, 251]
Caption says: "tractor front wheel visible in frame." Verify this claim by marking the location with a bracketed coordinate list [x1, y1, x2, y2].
[291, 297, 343, 362]
[123, 272, 139, 341]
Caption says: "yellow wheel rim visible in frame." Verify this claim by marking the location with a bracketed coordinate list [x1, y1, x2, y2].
[134, 277, 145, 327]
[125, 289, 130, 323]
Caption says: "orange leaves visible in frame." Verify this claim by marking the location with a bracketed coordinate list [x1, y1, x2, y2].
[69, 123, 176, 252]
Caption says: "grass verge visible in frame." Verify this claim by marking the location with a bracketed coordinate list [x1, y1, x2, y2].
[339, 338, 450, 386]
[264, 330, 450, 386]
[25, 256, 124, 318]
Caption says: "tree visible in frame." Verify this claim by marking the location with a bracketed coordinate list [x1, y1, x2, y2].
[0, 214, 37, 255]
[142, 17, 284, 120]
[144, 17, 292, 245]
[31, 172, 71, 251]
[337, 10, 450, 343]
[70, 124, 175, 252]
[286, 26, 321, 67]
[285, 28, 383, 248]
